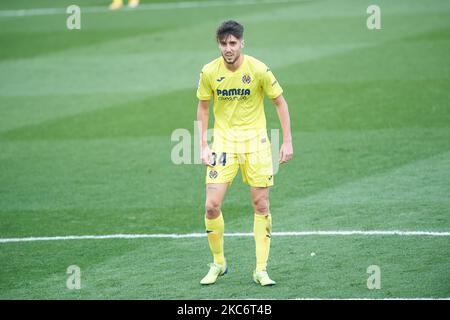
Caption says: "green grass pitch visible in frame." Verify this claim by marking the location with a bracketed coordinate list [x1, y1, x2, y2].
[0, 0, 449, 299]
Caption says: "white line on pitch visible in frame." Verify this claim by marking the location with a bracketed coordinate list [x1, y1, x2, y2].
[291, 298, 450, 300]
[240, 297, 450, 300]
[0, 0, 304, 17]
[1, 230, 449, 244]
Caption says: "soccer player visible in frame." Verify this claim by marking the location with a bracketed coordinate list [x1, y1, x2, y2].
[197, 20, 293, 286]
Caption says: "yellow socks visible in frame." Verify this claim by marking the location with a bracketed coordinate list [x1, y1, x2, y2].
[205, 211, 271, 271]
[254, 213, 272, 272]
[205, 212, 225, 266]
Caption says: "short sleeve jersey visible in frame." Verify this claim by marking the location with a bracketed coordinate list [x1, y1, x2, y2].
[197, 55, 283, 153]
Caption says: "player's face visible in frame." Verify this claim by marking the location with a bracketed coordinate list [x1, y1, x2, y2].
[218, 35, 244, 65]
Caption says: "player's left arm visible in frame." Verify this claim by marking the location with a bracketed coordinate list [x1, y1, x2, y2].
[272, 94, 293, 164]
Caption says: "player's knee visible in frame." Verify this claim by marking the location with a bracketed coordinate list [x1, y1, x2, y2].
[253, 198, 269, 214]
[205, 199, 221, 218]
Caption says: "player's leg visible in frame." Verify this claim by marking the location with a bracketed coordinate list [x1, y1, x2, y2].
[200, 183, 229, 285]
[205, 183, 228, 263]
[242, 148, 276, 286]
[250, 187, 276, 286]
[201, 152, 239, 285]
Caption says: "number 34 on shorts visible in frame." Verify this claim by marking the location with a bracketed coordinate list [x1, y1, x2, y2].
[205, 148, 274, 187]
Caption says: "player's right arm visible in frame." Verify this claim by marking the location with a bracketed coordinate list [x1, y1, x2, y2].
[197, 100, 212, 166]
[196, 69, 213, 166]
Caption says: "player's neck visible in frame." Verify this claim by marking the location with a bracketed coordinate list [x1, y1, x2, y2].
[224, 54, 244, 72]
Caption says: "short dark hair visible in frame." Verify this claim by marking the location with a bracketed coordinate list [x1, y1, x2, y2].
[216, 20, 244, 41]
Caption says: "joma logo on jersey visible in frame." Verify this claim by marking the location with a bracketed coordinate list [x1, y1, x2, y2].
[216, 88, 251, 97]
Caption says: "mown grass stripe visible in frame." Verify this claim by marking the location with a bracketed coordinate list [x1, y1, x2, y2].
[0, 0, 306, 17]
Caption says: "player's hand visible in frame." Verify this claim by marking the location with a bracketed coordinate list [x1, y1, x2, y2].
[201, 145, 213, 166]
[279, 141, 293, 164]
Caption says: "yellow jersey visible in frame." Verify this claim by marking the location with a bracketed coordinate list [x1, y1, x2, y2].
[197, 54, 283, 153]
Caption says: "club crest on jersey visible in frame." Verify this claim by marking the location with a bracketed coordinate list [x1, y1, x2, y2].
[209, 170, 218, 179]
[242, 74, 251, 84]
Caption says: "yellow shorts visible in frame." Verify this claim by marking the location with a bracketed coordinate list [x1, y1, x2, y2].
[205, 147, 274, 187]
